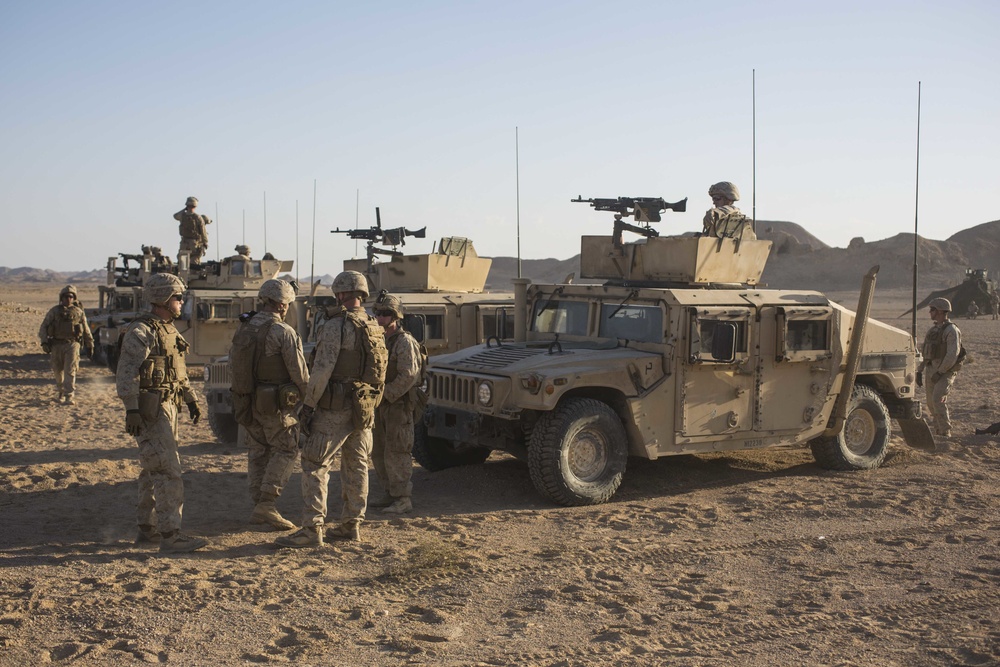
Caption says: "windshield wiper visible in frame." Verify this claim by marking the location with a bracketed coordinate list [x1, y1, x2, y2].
[607, 290, 639, 319]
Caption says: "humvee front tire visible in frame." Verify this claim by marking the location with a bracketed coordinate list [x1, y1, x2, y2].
[208, 408, 239, 444]
[413, 418, 491, 472]
[528, 398, 628, 506]
[810, 384, 890, 470]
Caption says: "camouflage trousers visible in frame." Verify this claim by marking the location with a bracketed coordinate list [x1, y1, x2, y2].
[299, 406, 372, 527]
[50, 340, 80, 397]
[372, 399, 414, 499]
[245, 408, 300, 504]
[179, 237, 207, 264]
[134, 399, 185, 533]
[926, 372, 956, 435]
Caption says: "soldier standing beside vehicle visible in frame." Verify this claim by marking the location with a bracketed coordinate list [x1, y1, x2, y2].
[918, 297, 963, 438]
[370, 293, 424, 515]
[117, 273, 208, 553]
[991, 290, 1000, 320]
[38, 284, 94, 405]
[173, 196, 212, 263]
[276, 270, 387, 548]
[229, 279, 309, 531]
[702, 181, 756, 240]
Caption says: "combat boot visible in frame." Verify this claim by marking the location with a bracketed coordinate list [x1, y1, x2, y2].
[250, 501, 296, 530]
[325, 521, 361, 542]
[63, 393, 76, 406]
[275, 526, 324, 548]
[381, 497, 413, 515]
[134, 524, 161, 545]
[159, 531, 208, 553]
[55, 390, 63, 404]
[368, 492, 394, 508]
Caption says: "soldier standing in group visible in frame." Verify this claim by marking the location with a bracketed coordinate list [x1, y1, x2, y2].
[38, 284, 94, 405]
[991, 290, 1000, 320]
[173, 196, 212, 263]
[229, 279, 309, 531]
[917, 297, 963, 438]
[117, 273, 208, 553]
[701, 182, 756, 240]
[276, 270, 387, 548]
[370, 293, 424, 515]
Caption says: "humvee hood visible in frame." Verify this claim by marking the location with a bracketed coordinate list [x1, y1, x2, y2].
[429, 341, 658, 375]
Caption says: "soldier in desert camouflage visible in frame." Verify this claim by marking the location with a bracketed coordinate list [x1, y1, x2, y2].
[370, 293, 424, 515]
[117, 273, 208, 553]
[276, 270, 387, 548]
[229, 279, 310, 531]
[38, 284, 94, 405]
[917, 297, 963, 438]
[702, 181, 755, 240]
[173, 196, 212, 263]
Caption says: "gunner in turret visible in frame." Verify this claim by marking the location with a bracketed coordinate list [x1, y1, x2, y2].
[702, 182, 755, 240]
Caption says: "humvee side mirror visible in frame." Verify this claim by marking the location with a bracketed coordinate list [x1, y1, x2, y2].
[711, 322, 737, 362]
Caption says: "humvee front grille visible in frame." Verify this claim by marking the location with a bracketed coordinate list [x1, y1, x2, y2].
[429, 372, 479, 406]
[206, 364, 231, 386]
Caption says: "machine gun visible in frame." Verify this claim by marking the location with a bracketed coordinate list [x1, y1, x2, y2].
[332, 207, 427, 271]
[572, 196, 688, 246]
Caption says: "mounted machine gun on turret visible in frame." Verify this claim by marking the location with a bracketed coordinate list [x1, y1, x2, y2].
[571, 196, 688, 247]
[331, 207, 426, 273]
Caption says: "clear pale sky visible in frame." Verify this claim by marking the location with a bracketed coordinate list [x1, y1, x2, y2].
[1, 1, 997, 274]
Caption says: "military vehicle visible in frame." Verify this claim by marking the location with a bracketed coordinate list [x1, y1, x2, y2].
[903, 267, 997, 319]
[419, 195, 934, 506]
[202, 217, 517, 444]
[86, 245, 299, 372]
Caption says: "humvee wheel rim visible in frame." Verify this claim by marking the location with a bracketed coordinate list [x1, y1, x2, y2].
[844, 408, 876, 454]
[566, 427, 610, 482]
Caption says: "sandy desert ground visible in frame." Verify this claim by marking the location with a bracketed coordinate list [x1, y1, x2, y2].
[1, 281, 997, 666]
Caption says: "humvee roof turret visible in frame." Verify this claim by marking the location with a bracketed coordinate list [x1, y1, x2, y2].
[418, 196, 934, 506]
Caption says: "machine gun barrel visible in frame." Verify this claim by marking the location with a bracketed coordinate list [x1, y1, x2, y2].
[573, 195, 688, 246]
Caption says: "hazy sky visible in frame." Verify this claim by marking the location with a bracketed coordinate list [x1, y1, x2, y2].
[1, 1, 997, 274]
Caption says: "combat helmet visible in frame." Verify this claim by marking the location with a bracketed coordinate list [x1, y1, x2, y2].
[259, 278, 296, 305]
[708, 181, 740, 202]
[144, 273, 186, 306]
[186, 196, 199, 206]
[929, 297, 952, 313]
[332, 270, 369, 299]
[375, 292, 404, 319]
[59, 284, 78, 299]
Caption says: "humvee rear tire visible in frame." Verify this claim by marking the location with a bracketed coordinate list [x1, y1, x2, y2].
[208, 408, 239, 445]
[413, 418, 491, 472]
[810, 384, 890, 470]
[528, 398, 628, 506]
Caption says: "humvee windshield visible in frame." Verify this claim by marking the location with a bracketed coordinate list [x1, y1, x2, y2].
[599, 304, 663, 343]
[532, 300, 589, 335]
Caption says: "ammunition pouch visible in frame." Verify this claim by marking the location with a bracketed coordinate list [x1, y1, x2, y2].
[253, 382, 301, 415]
[318, 381, 349, 411]
[138, 390, 162, 421]
[351, 384, 379, 431]
[408, 386, 429, 422]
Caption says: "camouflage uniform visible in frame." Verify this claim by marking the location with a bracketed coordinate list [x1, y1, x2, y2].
[240, 311, 310, 506]
[372, 328, 422, 502]
[116, 313, 198, 537]
[702, 181, 755, 240]
[298, 307, 386, 531]
[920, 317, 962, 437]
[39, 291, 94, 403]
[174, 197, 212, 263]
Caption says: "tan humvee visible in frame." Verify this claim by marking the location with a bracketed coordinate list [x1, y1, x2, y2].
[421, 202, 933, 506]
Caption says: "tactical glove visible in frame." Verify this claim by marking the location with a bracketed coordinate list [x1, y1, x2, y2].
[299, 405, 315, 437]
[85, 343, 94, 357]
[187, 401, 201, 424]
[41, 342, 51, 354]
[125, 410, 144, 436]
[915, 371, 922, 388]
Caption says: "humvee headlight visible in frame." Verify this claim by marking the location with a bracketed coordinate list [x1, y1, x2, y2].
[477, 381, 493, 406]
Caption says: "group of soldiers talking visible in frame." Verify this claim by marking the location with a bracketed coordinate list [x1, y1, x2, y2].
[36, 186, 969, 553]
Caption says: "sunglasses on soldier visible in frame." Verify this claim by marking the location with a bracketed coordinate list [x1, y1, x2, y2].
[375, 310, 395, 317]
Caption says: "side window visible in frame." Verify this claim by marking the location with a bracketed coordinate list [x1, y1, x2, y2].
[482, 307, 514, 340]
[424, 314, 445, 340]
[776, 307, 832, 362]
[402, 314, 426, 342]
[599, 304, 663, 343]
[688, 308, 750, 363]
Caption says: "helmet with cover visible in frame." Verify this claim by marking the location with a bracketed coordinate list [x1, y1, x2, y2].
[708, 181, 740, 202]
[332, 270, 370, 299]
[144, 273, 186, 306]
[59, 284, 78, 299]
[185, 196, 198, 206]
[258, 278, 296, 305]
[375, 293, 404, 319]
[929, 297, 952, 313]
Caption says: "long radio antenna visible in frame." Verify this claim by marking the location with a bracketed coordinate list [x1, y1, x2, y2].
[310, 179, 317, 290]
[516, 126, 522, 279]
[752, 68, 757, 228]
[295, 200, 299, 284]
[911, 81, 922, 340]
[263, 191, 268, 254]
[215, 202, 220, 261]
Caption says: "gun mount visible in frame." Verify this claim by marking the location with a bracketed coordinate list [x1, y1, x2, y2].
[332, 207, 426, 273]
[572, 195, 688, 247]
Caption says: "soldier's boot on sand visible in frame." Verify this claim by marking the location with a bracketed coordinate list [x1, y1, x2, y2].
[55, 390, 63, 404]
[381, 497, 413, 515]
[275, 526, 324, 549]
[135, 524, 161, 545]
[63, 393, 76, 406]
[159, 531, 208, 553]
[368, 492, 394, 508]
[250, 501, 296, 531]
[325, 520, 361, 542]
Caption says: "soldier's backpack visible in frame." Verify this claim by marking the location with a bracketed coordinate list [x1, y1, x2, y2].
[229, 314, 270, 426]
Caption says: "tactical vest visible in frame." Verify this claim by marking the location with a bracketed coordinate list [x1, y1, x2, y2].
[178, 212, 204, 239]
[229, 317, 291, 394]
[126, 314, 189, 390]
[385, 329, 426, 385]
[47, 305, 85, 341]
[330, 310, 387, 387]
[923, 322, 966, 366]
